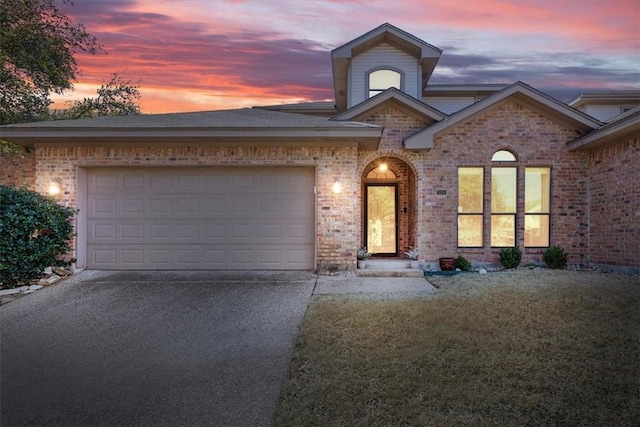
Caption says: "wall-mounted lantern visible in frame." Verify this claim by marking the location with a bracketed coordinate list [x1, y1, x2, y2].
[332, 179, 343, 194]
[48, 182, 61, 196]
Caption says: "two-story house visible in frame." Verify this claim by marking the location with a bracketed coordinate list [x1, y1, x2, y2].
[2, 23, 638, 273]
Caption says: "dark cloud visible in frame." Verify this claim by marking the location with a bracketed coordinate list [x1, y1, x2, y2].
[57, 1, 638, 110]
[431, 52, 640, 102]
[64, 3, 335, 101]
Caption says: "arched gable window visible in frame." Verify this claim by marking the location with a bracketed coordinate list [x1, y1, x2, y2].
[367, 68, 402, 98]
[491, 150, 516, 161]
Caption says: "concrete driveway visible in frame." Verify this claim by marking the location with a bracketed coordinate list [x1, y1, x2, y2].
[0, 270, 316, 427]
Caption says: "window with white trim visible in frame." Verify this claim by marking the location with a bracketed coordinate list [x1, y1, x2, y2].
[368, 69, 401, 98]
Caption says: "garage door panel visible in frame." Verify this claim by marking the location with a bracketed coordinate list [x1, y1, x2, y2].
[88, 245, 315, 270]
[86, 167, 315, 270]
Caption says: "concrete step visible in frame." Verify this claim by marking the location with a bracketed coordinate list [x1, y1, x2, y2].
[356, 259, 424, 277]
[363, 259, 413, 269]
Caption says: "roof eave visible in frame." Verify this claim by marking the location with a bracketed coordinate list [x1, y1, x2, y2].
[331, 88, 446, 122]
[403, 132, 434, 150]
[1, 127, 384, 150]
[567, 110, 640, 151]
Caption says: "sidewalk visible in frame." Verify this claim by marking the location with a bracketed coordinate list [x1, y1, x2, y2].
[314, 275, 437, 296]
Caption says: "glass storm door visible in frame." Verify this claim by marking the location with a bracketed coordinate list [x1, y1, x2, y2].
[365, 184, 398, 256]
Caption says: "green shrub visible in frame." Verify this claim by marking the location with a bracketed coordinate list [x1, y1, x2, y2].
[455, 255, 472, 271]
[0, 185, 76, 288]
[543, 246, 568, 269]
[499, 246, 522, 269]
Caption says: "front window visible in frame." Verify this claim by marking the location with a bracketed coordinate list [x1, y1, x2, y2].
[457, 150, 552, 249]
[458, 167, 483, 247]
[525, 167, 550, 247]
[368, 69, 401, 98]
[491, 167, 517, 246]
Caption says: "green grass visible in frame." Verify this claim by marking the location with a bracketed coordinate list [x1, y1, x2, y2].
[273, 270, 640, 426]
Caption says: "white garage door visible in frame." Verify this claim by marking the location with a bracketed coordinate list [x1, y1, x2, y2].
[85, 167, 315, 270]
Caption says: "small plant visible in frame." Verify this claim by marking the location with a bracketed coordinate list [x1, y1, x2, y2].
[499, 246, 522, 269]
[357, 247, 372, 260]
[543, 246, 568, 269]
[0, 185, 76, 288]
[455, 255, 472, 271]
[404, 247, 420, 261]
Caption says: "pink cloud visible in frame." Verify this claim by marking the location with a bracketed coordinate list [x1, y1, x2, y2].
[55, 0, 638, 113]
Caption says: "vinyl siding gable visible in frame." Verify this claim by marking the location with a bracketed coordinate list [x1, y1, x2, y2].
[349, 43, 419, 108]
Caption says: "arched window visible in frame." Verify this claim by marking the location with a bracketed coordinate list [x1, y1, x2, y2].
[491, 150, 516, 161]
[368, 69, 402, 98]
[366, 165, 397, 180]
[458, 149, 551, 249]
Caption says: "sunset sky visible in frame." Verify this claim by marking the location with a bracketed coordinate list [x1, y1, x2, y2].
[54, 0, 640, 114]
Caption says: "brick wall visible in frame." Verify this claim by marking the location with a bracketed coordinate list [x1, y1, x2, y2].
[356, 100, 587, 266]
[358, 104, 428, 257]
[421, 100, 586, 265]
[588, 135, 640, 271]
[0, 150, 36, 189]
[34, 145, 360, 272]
[14, 99, 632, 271]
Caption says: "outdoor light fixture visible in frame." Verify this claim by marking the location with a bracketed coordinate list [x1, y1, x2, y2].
[48, 182, 61, 196]
[332, 179, 343, 194]
[379, 162, 388, 172]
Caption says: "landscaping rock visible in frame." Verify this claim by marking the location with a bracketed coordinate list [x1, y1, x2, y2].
[53, 267, 72, 276]
[43, 274, 62, 285]
[478, 268, 488, 275]
[0, 286, 28, 296]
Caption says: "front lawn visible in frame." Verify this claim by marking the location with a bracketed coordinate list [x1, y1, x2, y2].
[273, 269, 640, 426]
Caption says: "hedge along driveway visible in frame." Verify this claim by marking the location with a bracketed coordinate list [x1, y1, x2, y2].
[0, 270, 316, 427]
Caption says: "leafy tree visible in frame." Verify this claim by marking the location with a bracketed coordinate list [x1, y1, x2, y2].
[0, 185, 76, 288]
[54, 73, 141, 119]
[0, 0, 99, 125]
[1, 1, 142, 155]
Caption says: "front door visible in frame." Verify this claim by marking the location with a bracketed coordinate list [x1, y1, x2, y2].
[365, 184, 398, 256]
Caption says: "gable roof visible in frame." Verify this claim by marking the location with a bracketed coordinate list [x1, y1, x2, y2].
[1, 108, 383, 149]
[404, 82, 603, 150]
[567, 105, 640, 151]
[331, 23, 442, 112]
[331, 87, 446, 122]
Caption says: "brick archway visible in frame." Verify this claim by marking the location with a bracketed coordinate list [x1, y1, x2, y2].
[362, 156, 417, 257]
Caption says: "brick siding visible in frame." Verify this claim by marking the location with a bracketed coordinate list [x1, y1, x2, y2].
[426, 100, 587, 265]
[587, 135, 640, 270]
[4, 99, 637, 272]
[357, 100, 589, 266]
[33, 145, 360, 272]
[0, 150, 36, 189]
